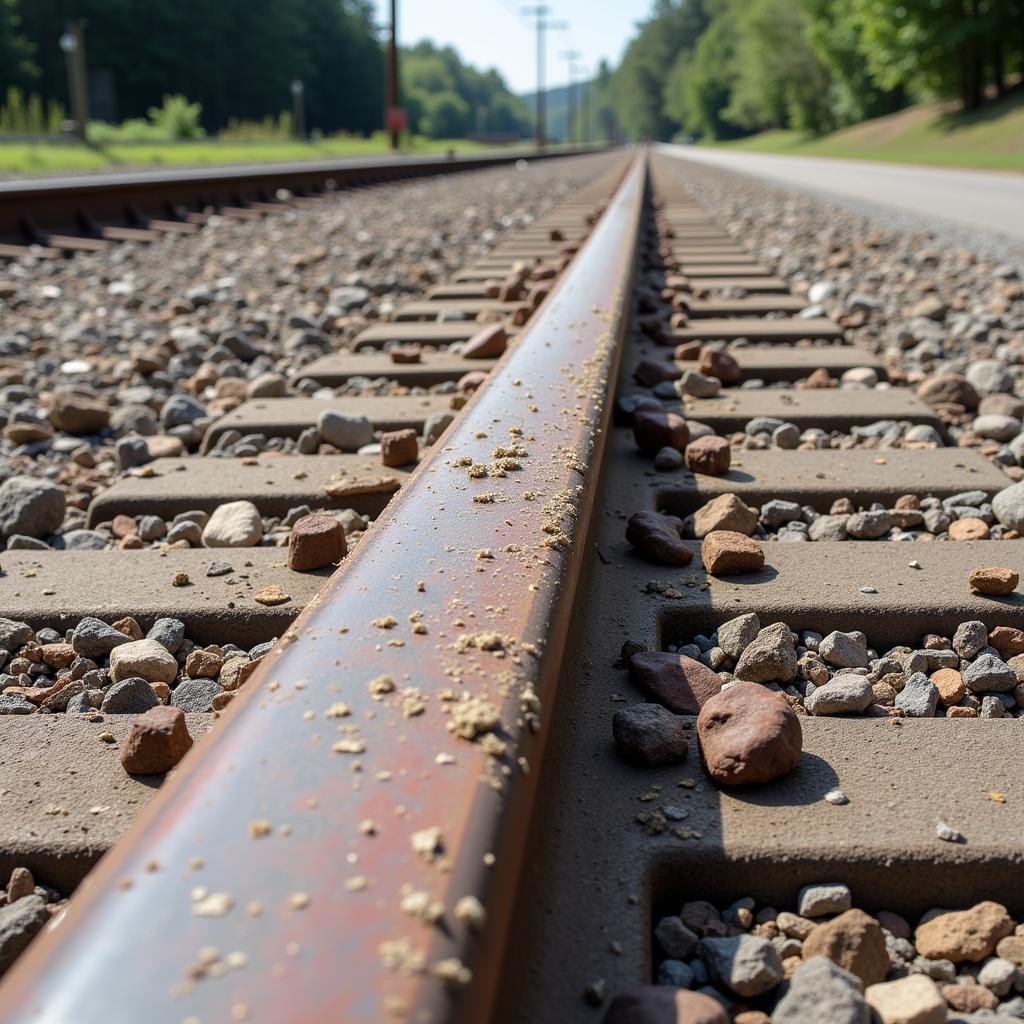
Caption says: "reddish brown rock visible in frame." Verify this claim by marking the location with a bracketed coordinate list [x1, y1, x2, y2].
[698, 347, 741, 386]
[463, 323, 507, 359]
[802, 910, 889, 986]
[497, 274, 525, 302]
[288, 513, 347, 571]
[111, 514, 137, 539]
[696, 683, 802, 786]
[989, 626, 1024, 657]
[702, 531, 765, 576]
[389, 345, 422, 364]
[802, 367, 835, 389]
[629, 652, 722, 715]
[915, 902, 1014, 962]
[603, 986, 727, 1024]
[120, 706, 193, 775]
[634, 410, 689, 454]
[941, 982, 998, 1012]
[685, 436, 731, 476]
[380, 428, 419, 467]
[626, 511, 693, 566]
[917, 372, 979, 410]
[968, 565, 1019, 595]
[48, 391, 110, 434]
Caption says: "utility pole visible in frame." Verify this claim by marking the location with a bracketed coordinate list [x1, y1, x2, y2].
[560, 49, 580, 145]
[385, 0, 402, 150]
[521, 6, 566, 150]
[59, 20, 89, 144]
[290, 80, 305, 140]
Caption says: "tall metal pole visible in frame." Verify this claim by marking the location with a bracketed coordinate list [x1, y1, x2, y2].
[561, 49, 579, 145]
[291, 80, 305, 140]
[60, 20, 89, 144]
[579, 66, 590, 145]
[386, 0, 400, 150]
[522, 7, 566, 151]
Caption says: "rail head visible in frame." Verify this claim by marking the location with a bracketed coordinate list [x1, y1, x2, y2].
[0, 150, 647, 1023]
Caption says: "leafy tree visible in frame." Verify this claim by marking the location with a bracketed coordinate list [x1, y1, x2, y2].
[0, 0, 35, 92]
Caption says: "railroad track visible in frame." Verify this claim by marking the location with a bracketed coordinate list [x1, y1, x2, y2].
[0, 146, 601, 259]
[0, 146, 1022, 1024]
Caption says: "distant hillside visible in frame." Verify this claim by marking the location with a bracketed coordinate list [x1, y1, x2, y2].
[720, 88, 1024, 172]
[520, 79, 596, 142]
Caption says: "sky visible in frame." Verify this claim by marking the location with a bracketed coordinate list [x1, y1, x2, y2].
[371, 0, 653, 94]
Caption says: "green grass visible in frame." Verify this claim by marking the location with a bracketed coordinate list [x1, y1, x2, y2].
[0, 134, 499, 176]
[715, 89, 1024, 172]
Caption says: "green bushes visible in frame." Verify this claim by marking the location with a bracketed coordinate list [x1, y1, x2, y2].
[0, 86, 63, 136]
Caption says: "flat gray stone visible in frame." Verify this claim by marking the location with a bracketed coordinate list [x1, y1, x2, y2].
[805, 675, 873, 715]
[698, 934, 783, 997]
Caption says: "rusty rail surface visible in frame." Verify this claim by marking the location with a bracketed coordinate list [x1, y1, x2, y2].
[0, 145, 609, 247]
[0, 149, 646, 1023]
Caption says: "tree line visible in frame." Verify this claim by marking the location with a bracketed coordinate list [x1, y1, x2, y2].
[0, 0, 527, 139]
[611, 0, 1024, 142]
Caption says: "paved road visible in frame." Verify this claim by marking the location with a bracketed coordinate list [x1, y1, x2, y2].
[662, 144, 1024, 244]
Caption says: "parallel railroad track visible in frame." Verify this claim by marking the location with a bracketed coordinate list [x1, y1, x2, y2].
[0, 147, 1021, 1024]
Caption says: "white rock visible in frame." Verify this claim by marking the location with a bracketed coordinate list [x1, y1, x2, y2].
[109, 638, 178, 684]
[202, 500, 264, 547]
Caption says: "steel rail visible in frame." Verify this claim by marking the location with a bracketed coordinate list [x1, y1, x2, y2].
[0, 145, 608, 245]
[0, 148, 646, 1024]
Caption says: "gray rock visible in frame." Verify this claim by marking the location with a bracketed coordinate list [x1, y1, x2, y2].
[65, 692, 92, 714]
[717, 613, 760, 659]
[654, 446, 684, 471]
[963, 654, 1017, 693]
[0, 894, 49, 976]
[905, 424, 942, 445]
[773, 423, 800, 449]
[61, 529, 108, 551]
[101, 677, 160, 714]
[319, 411, 374, 452]
[678, 369, 720, 398]
[734, 622, 798, 683]
[71, 617, 131, 658]
[0, 477, 65, 539]
[966, 359, 1013, 395]
[772, 956, 869, 1024]
[147, 618, 185, 655]
[698, 934, 783, 997]
[297, 427, 319, 454]
[171, 677, 219, 712]
[760, 500, 803, 529]
[923, 508, 951, 534]
[973, 414, 1022, 442]
[137, 515, 166, 541]
[160, 394, 206, 430]
[654, 916, 699, 959]
[423, 412, 454, 445]
[656, 959, 695, 988]
[115, 435, 150, 470]
[798, 883, 852, 918]
[981, 694, 1010, 718]
[804, 674, 874, 715]
[909, 957, 956, 983]
[894, 672, 939, 717]
[845, 510, 892, 539]
[0, 619, 33, 651]
[993, 482, 1024, 532]
[612, 704, 689, 765]
[745, 416, 786, 436]
[953, 621, 989, 660]
[808, 515, 849, 541]
[166, 520, 202, 546]
[0, 694, 33, 715]
[819, 631, 869, 668]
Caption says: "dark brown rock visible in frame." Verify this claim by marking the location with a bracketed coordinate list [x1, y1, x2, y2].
[603, 986, 728, 1024]
[685, 436, 731, 476]
[626, 511, 692, 566]
[120, 706, 194, 775]
[697, 683, 802, 786]
[629, 652, 722, 715]
[634, 410, 689, 454]
[674, 341, 702, 361]
[698, 347, 741, 386]
[462, 323, 507, 359]
[701, 531, 765, 576]
[380, 428, 419, 467]
[389, 345, 422, 364]
[634, 359, 682, 387]
[802, 909, 890, 986]
[48, 391, 110, 434]
[612, 704, 689, 765]
[288, 513, 347, 571]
